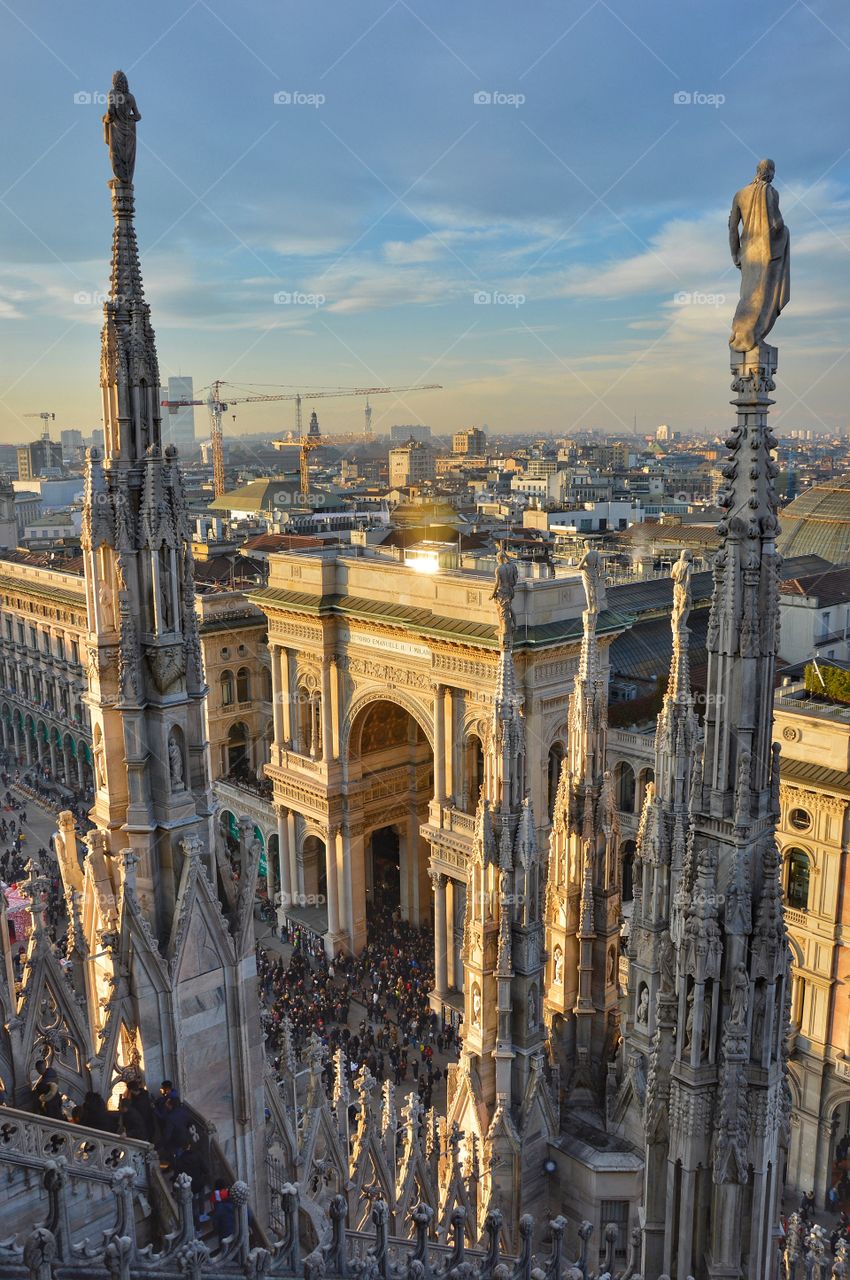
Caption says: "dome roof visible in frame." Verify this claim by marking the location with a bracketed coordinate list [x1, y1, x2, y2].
[778, 473, 850, 563]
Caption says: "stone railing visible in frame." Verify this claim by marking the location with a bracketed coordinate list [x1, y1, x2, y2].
[0, 1105, 151, 1185]
[608, 728, 655, 758]
[444, 807, 476, 835]
[0, 1164, 650, 1280]
[784, 907, 808, 931]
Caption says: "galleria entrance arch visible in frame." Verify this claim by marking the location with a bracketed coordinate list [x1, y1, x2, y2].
[259, 544, 616, 964]
[347, 697, 433, 937]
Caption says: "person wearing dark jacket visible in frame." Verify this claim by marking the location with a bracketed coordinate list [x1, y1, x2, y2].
[210, 1181, 235, 1245]
[32, 1060, 63, 1120]
[80, 1091, 117, 1133]
[160, 1095, 192, 1164]
[173, 1140, 210, 1225]
[127, 1082, 156, 1143]
[119, 1095, 147, 1140]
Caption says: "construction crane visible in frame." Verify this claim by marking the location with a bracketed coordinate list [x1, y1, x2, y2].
[24, 411, 56, 439]
[161, 380, 441, 499]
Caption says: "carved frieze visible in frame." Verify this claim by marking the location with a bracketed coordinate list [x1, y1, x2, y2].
[144, 644, 186, 693]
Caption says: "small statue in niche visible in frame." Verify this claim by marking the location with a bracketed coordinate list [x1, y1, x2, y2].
[553, 945, 564, 987]
[636, 986, 649, 1025]
[168, 735, 184, 789]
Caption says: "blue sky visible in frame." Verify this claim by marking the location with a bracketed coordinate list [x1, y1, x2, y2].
[1, 0, 849, 444]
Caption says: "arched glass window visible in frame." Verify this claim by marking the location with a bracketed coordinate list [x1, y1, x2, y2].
[615, 762, 636, 814]
[260, 666, 273, 701]
[787, 849, 811, 910]
[220, 670, 234, 707]
[236, 667, 251, 703]
[621, 841, 636, 903]
[548, 742, 565, 821]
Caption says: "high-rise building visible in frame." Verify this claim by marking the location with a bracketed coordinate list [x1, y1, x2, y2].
[453, 426, 486, 456]
[60, 429, 84, 463]
[16, 437, 63, 480]
[163, 374, 197, 451]
[390, 424, 431, 443]
[388, 437, 435, 487]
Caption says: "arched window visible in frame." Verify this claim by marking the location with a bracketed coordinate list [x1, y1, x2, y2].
[548, 742, 566, 821]
[227, 722, 250, 775]
[621, 840, 636, 903]
[260, 665, 273, 702]
[614, 761, 636, 814]
[236, 667, 251, 703]
[786, 849, 811, 910]
[220, 670, 234, 707]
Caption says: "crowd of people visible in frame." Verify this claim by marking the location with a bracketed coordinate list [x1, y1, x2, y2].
[258, 905, 460, 1119]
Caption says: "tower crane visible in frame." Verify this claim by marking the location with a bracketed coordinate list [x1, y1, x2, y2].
[24, 411, 56, 440]
[161, 380, 441, 498]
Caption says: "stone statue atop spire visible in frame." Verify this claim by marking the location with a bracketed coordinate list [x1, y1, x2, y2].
[491, 543, 518, 647]
[729, 158, 790, 353]
[102, 71, 141, 186]
[670, 547, 692, 632]
[626, 168, 792, 1280]
[577, 544, 604, 616]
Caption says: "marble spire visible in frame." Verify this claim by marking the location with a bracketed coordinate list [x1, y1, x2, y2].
[444, 548, 552, 1248]
[636, 172, 792, 1280]
[544, 547, 621, 1102]
[68, 73, 267, 1206]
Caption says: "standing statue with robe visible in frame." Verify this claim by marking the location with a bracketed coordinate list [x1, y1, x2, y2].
[103, 70, 141, 186]
[729, 158, 790, 352]
[491, 545, 519, 646]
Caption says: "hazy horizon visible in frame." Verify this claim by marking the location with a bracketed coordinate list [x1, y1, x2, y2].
[2, 2, 849, 444]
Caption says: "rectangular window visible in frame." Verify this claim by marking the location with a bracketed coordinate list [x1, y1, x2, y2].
[56, 637, 64, 660]
[600, 1201, 630, 1258]
[70, 641, 78, 665]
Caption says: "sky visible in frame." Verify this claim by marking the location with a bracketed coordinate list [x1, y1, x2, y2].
[1, 0, 850, 445]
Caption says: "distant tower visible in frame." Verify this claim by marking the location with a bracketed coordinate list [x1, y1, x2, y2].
[164, 375, 196, 450]
[0, 476, 17, 548]
[364, 398, 372, 435]
[308, 409, 320, 437]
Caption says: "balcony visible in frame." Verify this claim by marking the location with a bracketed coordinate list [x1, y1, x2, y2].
[784, 907, 809, 931]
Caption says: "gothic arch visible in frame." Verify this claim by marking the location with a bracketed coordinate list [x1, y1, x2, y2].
[342, 686, 434, 756]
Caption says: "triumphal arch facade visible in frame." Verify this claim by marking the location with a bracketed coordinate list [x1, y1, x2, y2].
[252, 544, 629, 1007]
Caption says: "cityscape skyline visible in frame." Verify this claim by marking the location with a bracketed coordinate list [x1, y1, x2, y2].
[0, 2, 849, 445]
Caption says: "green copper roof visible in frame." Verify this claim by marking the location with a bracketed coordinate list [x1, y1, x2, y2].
[249, 585, 631, 650]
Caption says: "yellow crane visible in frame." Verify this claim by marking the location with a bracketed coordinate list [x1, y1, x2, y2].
[161, 381, 441, 498]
